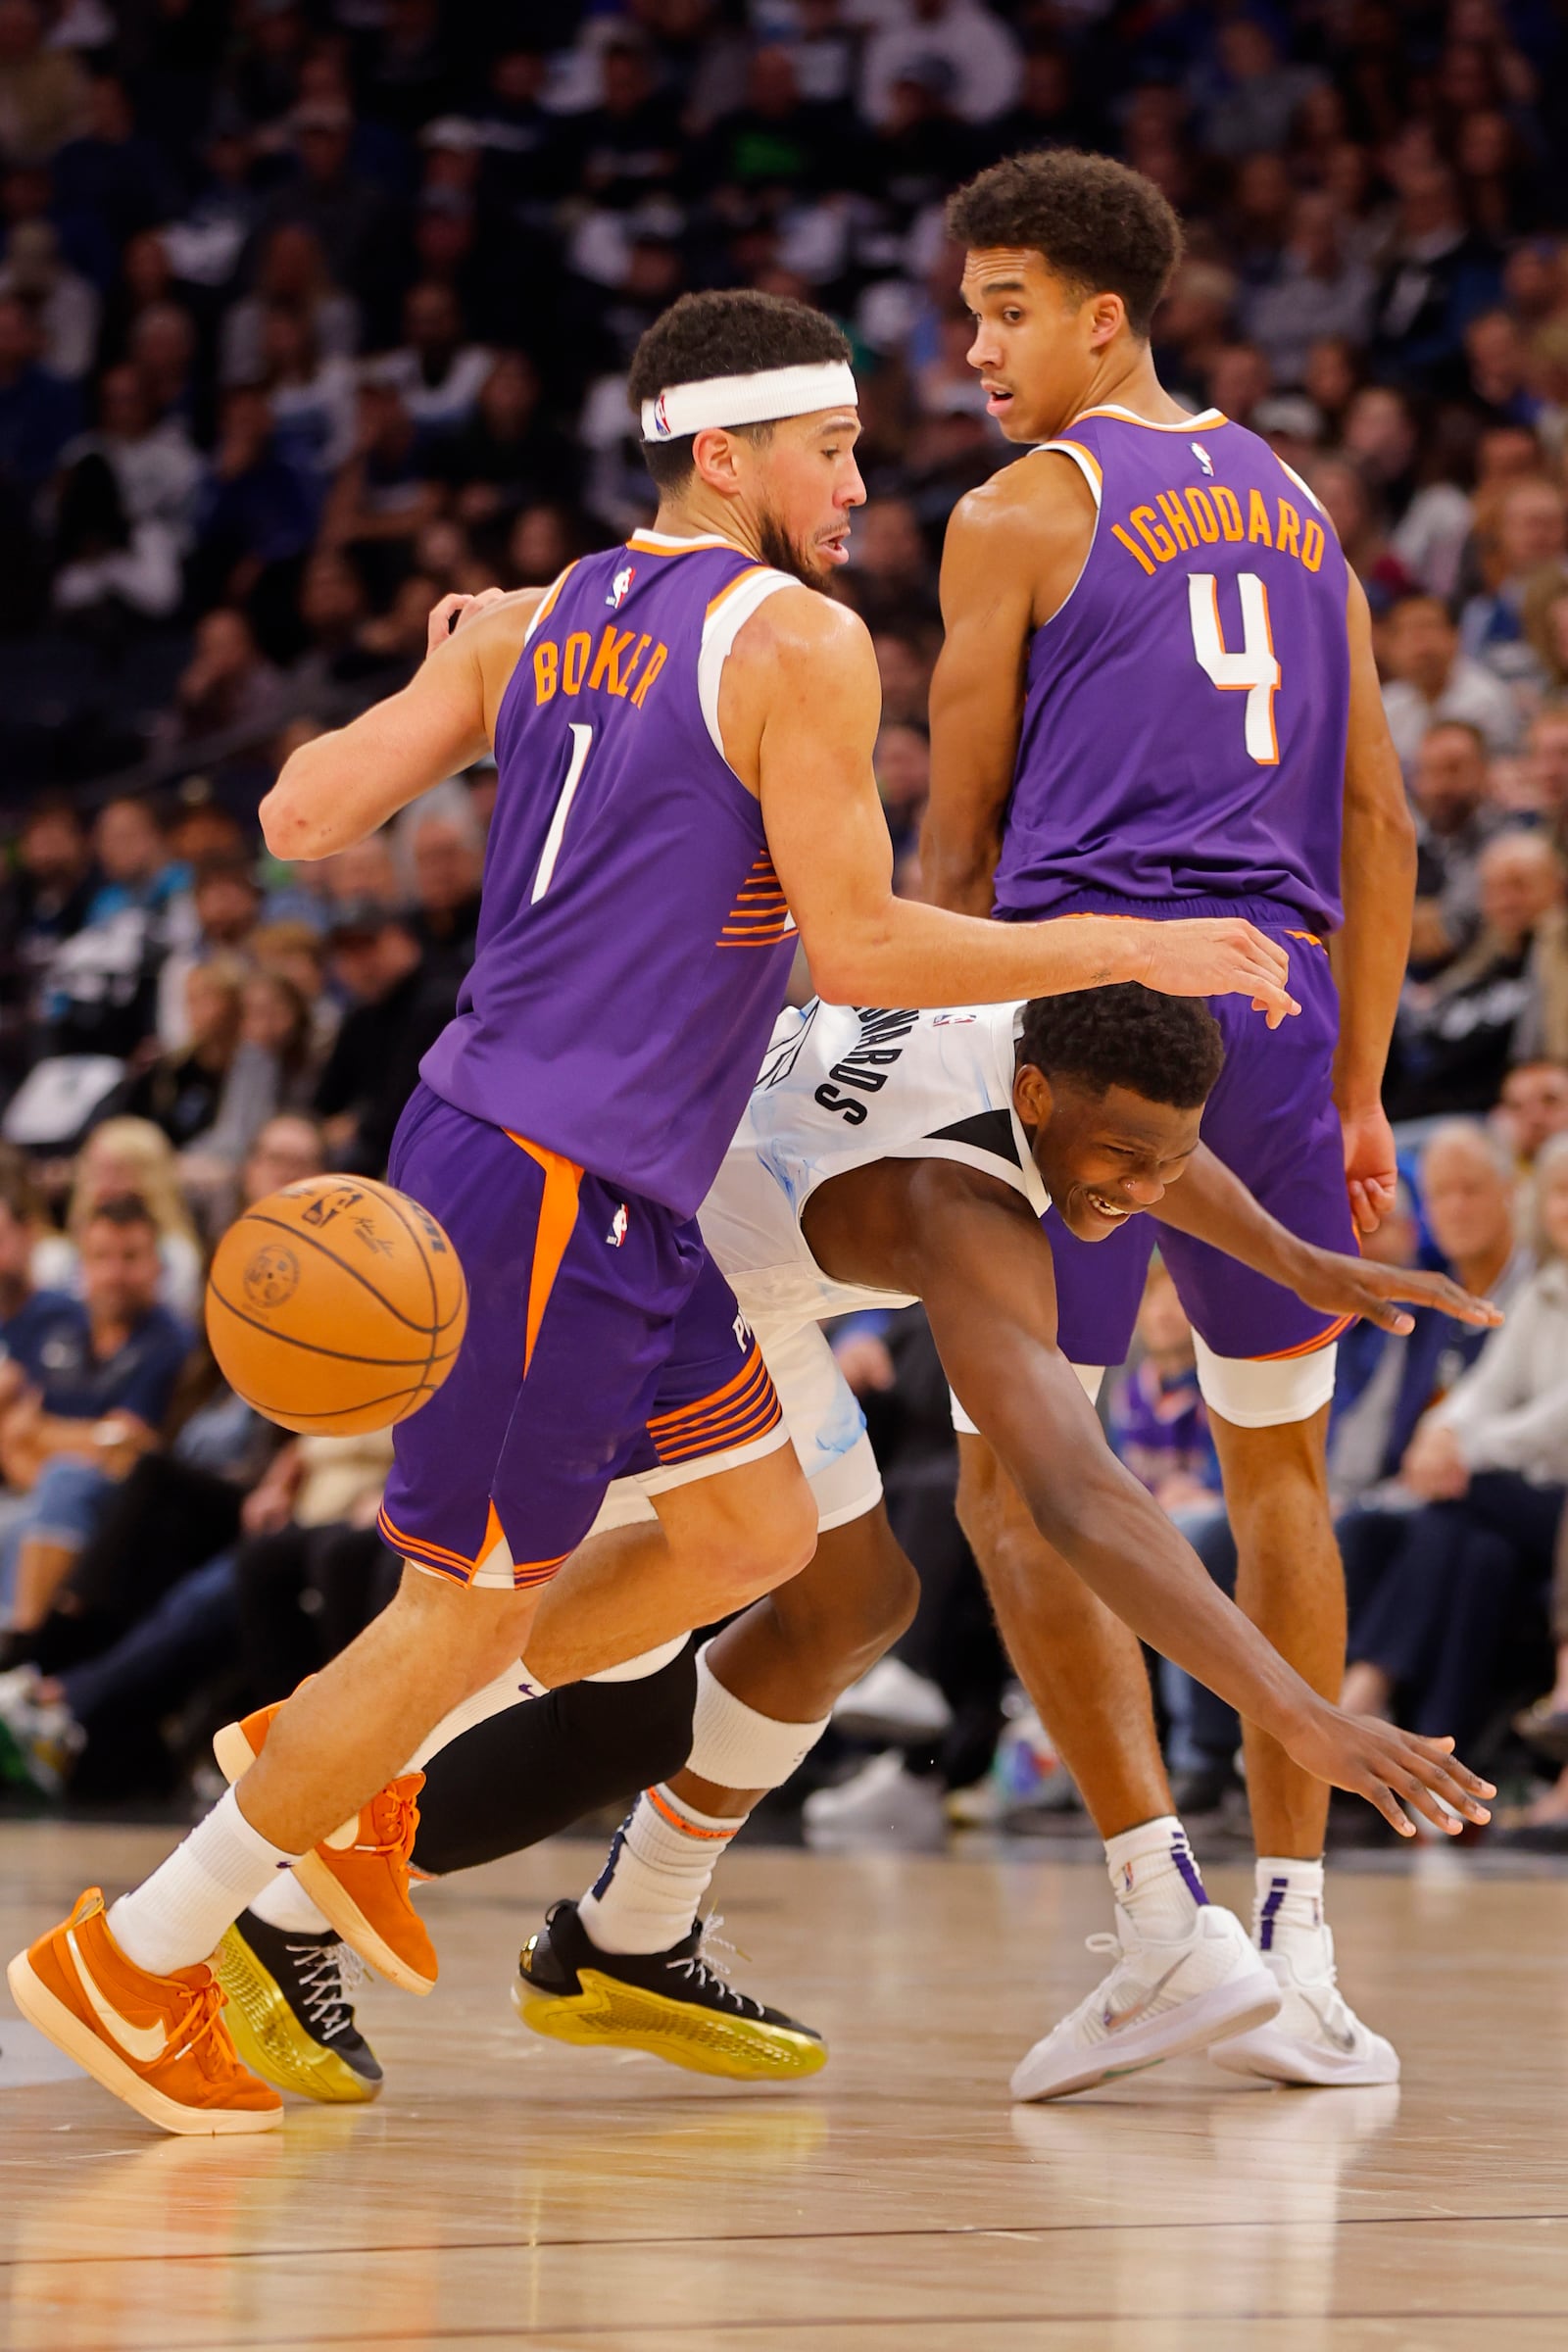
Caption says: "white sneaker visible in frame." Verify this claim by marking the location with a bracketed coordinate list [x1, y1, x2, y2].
[801, 1751, 947, 1849]
[1206, 1929, 1399, 2086]
[831, 1658, 952, 1743]
[1010, 1903, 1282, 2104]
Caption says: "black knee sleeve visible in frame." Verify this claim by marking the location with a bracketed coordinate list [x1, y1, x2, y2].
[411, 1643, 698, 1878]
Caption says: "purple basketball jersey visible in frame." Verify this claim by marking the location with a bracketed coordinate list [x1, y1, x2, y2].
[419, 531, 802, 1216]
[992, 406, 1350, 931]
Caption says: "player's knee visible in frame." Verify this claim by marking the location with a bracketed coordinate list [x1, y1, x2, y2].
[773, 1516, 918, 1679]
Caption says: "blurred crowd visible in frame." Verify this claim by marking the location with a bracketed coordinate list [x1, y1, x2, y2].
[2, 0, 1568, 1841]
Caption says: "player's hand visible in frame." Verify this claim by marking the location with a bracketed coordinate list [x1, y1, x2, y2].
[1288, 1244, 1504, 1337]
[425, 588, 509, 654]
[1131, 918, 1299, 1027]
[1340, 1102, 1398, 1235]
[1282, 1701, 1494, 1838]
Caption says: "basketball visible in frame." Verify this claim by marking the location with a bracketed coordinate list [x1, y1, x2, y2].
[205, 1175, 468, 1436]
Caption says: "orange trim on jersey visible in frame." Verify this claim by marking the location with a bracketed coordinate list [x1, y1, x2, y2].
[645, 1785, 740, 1840]
[649, 1365, 783, 1465]
[1044, 438, 1102, 493]
[1286, 928, 1326, 951]
[377, 1506, 569, 1591]
[1250, 1311, 1354, 1363]
[626, 531, 733, 558]
[705, 564, 769, 619]
[504, 1135, 584, 1376]
[526, 562, 578, 639]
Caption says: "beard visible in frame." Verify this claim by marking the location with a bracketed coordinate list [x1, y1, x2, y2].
[757, 505, 830, 588]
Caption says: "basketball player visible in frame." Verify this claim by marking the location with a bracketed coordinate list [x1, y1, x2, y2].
[212, 985, 1495, 2105]
[8, 291, 1298, 2136]
[919, 151, 1423, 2087]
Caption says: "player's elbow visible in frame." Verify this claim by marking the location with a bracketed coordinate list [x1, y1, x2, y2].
[260, 769, 318, 861]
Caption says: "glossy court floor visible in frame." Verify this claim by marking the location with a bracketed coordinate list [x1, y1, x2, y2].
[3, 1821, 1567, 2351]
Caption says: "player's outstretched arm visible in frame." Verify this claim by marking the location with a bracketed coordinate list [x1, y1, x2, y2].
[898, 1161, 1494, 1838]
[745, 591, 1297, 1018]
[1332, 572, 1417, 1233]
[261, 591, 541, 861]
[1152, 1144, 1505, 1335]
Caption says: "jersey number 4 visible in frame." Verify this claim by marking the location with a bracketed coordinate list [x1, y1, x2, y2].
[1188, 573, 1280, 765]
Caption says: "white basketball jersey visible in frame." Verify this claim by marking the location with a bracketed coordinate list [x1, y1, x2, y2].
[700, 998, 1049, 1334]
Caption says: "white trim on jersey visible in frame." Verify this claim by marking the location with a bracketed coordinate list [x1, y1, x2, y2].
[1037, 439, 1103, 510]
[697, 567, 800, 762]
[1272, 453, 1328, 515]
[1072, 404, 1226, 432]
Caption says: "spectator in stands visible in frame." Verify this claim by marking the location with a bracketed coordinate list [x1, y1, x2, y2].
[318, 380, 440, 582]
[0, 0, 87, 168]
[313, 901, 454, 1174]
[1461, 475, 1568, 689]
[0, 1149, 75, 1397]
[255, 300, 358, 487]
[0, 219, 96, 380]
[256, 102, 401, 340]
[112, 953, 246, 1152]
[0, 1192, 189, 1659]
[51, 73, 177, 257]
[191, 387, 318, 618]
[35, 1116, 201, 1320]
[157, 853, 263, 1050]
[219, 222, 361, 389]
[1340, 1135, 1568, 1752]
[874, 720, 929, 868]
[179, 980, 319, 1213]
[0, 291, 81, 490]
[1381, 592, 1521, 776]
[0, 793, 94, 1079]
[432, 350, 582, 536]
[1496, 1058, 1568, 1172]
[151, 607, 289, 769]
[860, 0, 1021, 131]
[1404, 720, 1503, 973]
[1245, 190, 1374, 386]
[372, 279, 491, 437]
[405, 802, 482, 980]
[62, 363, 204, 557]
[1389, 829, 1568, 1121]
[1370, 155, 1500, 390]
[50, 448, 181, 627]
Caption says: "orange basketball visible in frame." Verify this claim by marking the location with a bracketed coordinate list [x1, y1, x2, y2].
[206, 1175, 468, 1436]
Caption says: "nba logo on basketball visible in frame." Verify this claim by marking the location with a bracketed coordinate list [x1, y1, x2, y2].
[607, 565, 635, 611]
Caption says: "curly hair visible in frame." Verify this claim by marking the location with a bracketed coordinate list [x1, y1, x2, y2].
[1018, 984, 1223, 1109]
[948, 151, 1184, 339]
[627, 289, 852, 490]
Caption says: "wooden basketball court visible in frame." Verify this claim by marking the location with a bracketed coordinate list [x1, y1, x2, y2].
[3, 1820, 1566, 2349]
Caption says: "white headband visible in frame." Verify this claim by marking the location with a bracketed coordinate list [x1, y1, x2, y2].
[641, 360, 858, 443]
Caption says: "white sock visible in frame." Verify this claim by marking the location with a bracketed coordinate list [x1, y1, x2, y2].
[578, 1783, 742, 1953]
[578, 1644, 830, 1955]
[248, 1872, 333, 1936]
[1253, 1855, 1327, 1959]
[1104, 1814, 1208, 1939]
[108, 1788, 302, 1977]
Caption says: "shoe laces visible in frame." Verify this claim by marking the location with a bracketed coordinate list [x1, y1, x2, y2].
[359, 1775, 422, 1868]
[285, 1937, 365, 2042]
[664, 1915, 764, 2018]
[168, 1975, 237, 2081]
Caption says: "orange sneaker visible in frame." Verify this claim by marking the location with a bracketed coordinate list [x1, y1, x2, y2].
[213, 1701, 436, 1997]
[6, 1889, 282, 2135]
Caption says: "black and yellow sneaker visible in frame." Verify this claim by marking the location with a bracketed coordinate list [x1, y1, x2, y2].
[213, 1910, 383, 2104]
[513, 1898, 826, 2082]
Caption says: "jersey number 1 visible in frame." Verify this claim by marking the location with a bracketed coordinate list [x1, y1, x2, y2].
[1188, 573, 1280, 765]
[532, 722, 592, 903]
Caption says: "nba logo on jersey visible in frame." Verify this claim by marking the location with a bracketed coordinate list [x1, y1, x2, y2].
[607, 564, 635, 611]
[607, 1203, 628, 1248]
[1191, 442, 1214, 476]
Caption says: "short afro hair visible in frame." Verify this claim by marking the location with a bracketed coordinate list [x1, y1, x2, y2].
[1019, 984, 1223, 1110]
[627, 289, 852, 491]
[948, 150, 1183, 339]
